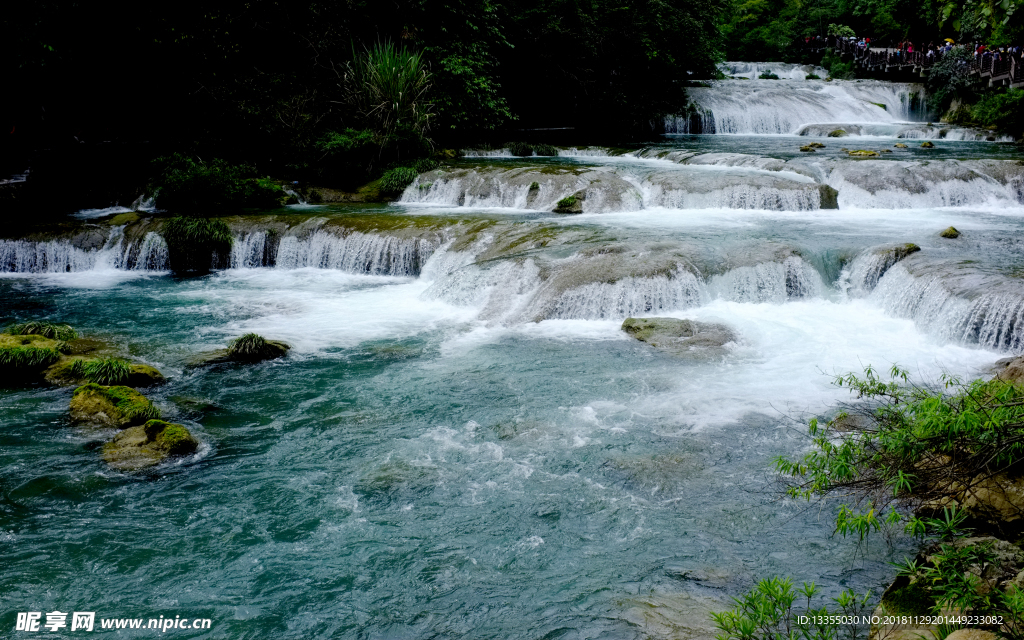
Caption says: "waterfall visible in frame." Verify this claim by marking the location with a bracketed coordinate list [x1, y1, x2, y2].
[872, 265, 1024, 351]
[545, 270, 707, 320]
[720, 62, 828, 80]
[0, 229, 168, 273]
[275, 231, 434, 276]
[666, 79, 924, 135]
[230, 232, 273, 268]
[709, 257, 824, 303]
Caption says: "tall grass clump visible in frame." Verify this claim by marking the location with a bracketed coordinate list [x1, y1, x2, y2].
[81, 357, 133, 385]
[344, 42, 432, 140]
[162, 216, 233, 274]
[379, 167, 419, 194]
[0, 347, 62, 371]
[6, 321, 77, 341]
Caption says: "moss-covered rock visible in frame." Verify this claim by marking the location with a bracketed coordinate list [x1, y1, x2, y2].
[621, 317, 736, 358]
[819, 185, 840, 209]
[44, 357, 165, 387]
[940, 226, 961, 239]
[0, 333, 65, 384]
[828, 129, 847, 137]
[894, 143, 908, 148]
[808, 142, 825, 148]
[921, 141, 935, 148]
[799, 145, 816, 152]
[553, 192, 585, 214]
[102, 419, 199, 471]
[191, 333, 290, 366]
[847, 149, 880, 157]
[69, 383, 160, 428]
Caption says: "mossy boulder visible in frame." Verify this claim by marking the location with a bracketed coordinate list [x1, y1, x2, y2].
[818, 185, 840, 209]
[44, 357, 165, 387]
[894, 143, 908, 148]
[940, 226, 961, 239]
[799, 145, 817, 152]
[191, 333, 290, 366]
[920, 141, 935, 148]
[69, 383, 160, 428]
[807, 142, 825, 148]
[553, 192, 585, 214]
[102, 419, 199, 471]
[847, 149, 880, 157]
[828, 129, 847, 137]
[621, 317, 736, 358]
[0, 333, 66, 384]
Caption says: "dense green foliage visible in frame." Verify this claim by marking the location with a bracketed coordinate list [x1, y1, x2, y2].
[5, 321, 77, 341]
[711, 577, 873, 640]
[952, 88, 1024, 138]
[776, 366, 1024, 539]
[379, 167, 420, 194]
[153, 155, 287, 213]
[161, 216, 233, 274]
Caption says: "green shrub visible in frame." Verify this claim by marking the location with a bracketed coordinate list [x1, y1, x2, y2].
[161, 216, 233, 274]
[827, 23, 855, 38]
[81, 357, 133, 385]
[969, 89, 1024, 138]
[556, 196, 577, 208]
[533, 143, 558, 156]
[344, 42, 432, 139]
[828, 62, 856, 80]
[152, 154, 286, 213]
[806, 73, 821, 80]
[776, 366, 1024, 540]
[379, 167, 418, 194]
[413, 158, 439, 173]
[506, 142, 533, 156]
[758, 70, 780, 80]
[5, 321, 77, 341]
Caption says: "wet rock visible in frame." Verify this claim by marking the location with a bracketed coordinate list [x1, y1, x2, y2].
[0, 333, 65, 383]
[996, 355, 1024, 386]
[69, 383, 160, 429]
[847, 149, 880, 157]
[808, 142, 825, 148]
[828, 129, 847, 137]
[553, 191, 585, 214]
[44, 357, 165, 387]
[895, 143, 908, 148]
[102, 419, 199, 471]
[819, 185, 840, 209]
[192, 334, 289, 366]
[921, 141, 935, 148]
[799, 145, 816, 152]
[922, 474, 1024, 535]
[940, 226, 961, 239]
[622, 317, 736, 357]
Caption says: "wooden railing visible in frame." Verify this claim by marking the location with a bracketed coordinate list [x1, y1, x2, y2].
[831, 38, 1023, 86]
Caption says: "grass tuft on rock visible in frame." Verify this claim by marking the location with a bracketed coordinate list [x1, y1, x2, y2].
[0, 346, 62, 370]
[379, 167, 419, 194]
[227, 333, 286, 362]
[162, 216, 233, 274]
[73, 383, 161, 423]
[81, 357, 133, 385]
[6, 321, 77, 341]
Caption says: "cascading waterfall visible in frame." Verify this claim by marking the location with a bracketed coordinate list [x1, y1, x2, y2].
[872, 265, 1024, 351]
[0, 230, 168, 273]
[719, 62, 828, 80]
[275, 231, 434, 276]
[666, 79, 924, 134]
[709, 257, 824, 303]
[544, 270, 708, 320]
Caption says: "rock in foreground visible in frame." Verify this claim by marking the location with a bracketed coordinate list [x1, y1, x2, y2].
[622, 317, 736, 357]
[192, 333, 290, 366]
[69, 383, 160, 428]
[103, 419, 199, 471]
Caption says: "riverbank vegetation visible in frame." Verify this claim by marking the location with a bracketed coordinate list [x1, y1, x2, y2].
[715, 365, 1024, 638]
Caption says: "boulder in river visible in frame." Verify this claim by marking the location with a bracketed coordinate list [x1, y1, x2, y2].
[818, 185, 840, 209]
[553, 192, 585, 214]
[846, 149, 880, 157]
[69, 383, 160, 428]
[828, 129, 847, 137]
[940, 226, 961, 239]
[921, 141, 935, 148]
[799, 145, 816, 152]
[0, 333, 64, 383]
[192, 333, 290, 366]
[894, 143, 908, 148]
[621, 317, 736, 357]
[103, 419, 199, 471]
[44, 357, 165, 387]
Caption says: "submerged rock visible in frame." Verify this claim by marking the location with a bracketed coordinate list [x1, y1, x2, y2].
[940, 226, 961, 239]
[69, 383, 160, 428]
[103, 419, 199, 471]
[846, 149, 880, 157]
[798, 145, 816, 152]
[621, 317, 736, 357]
